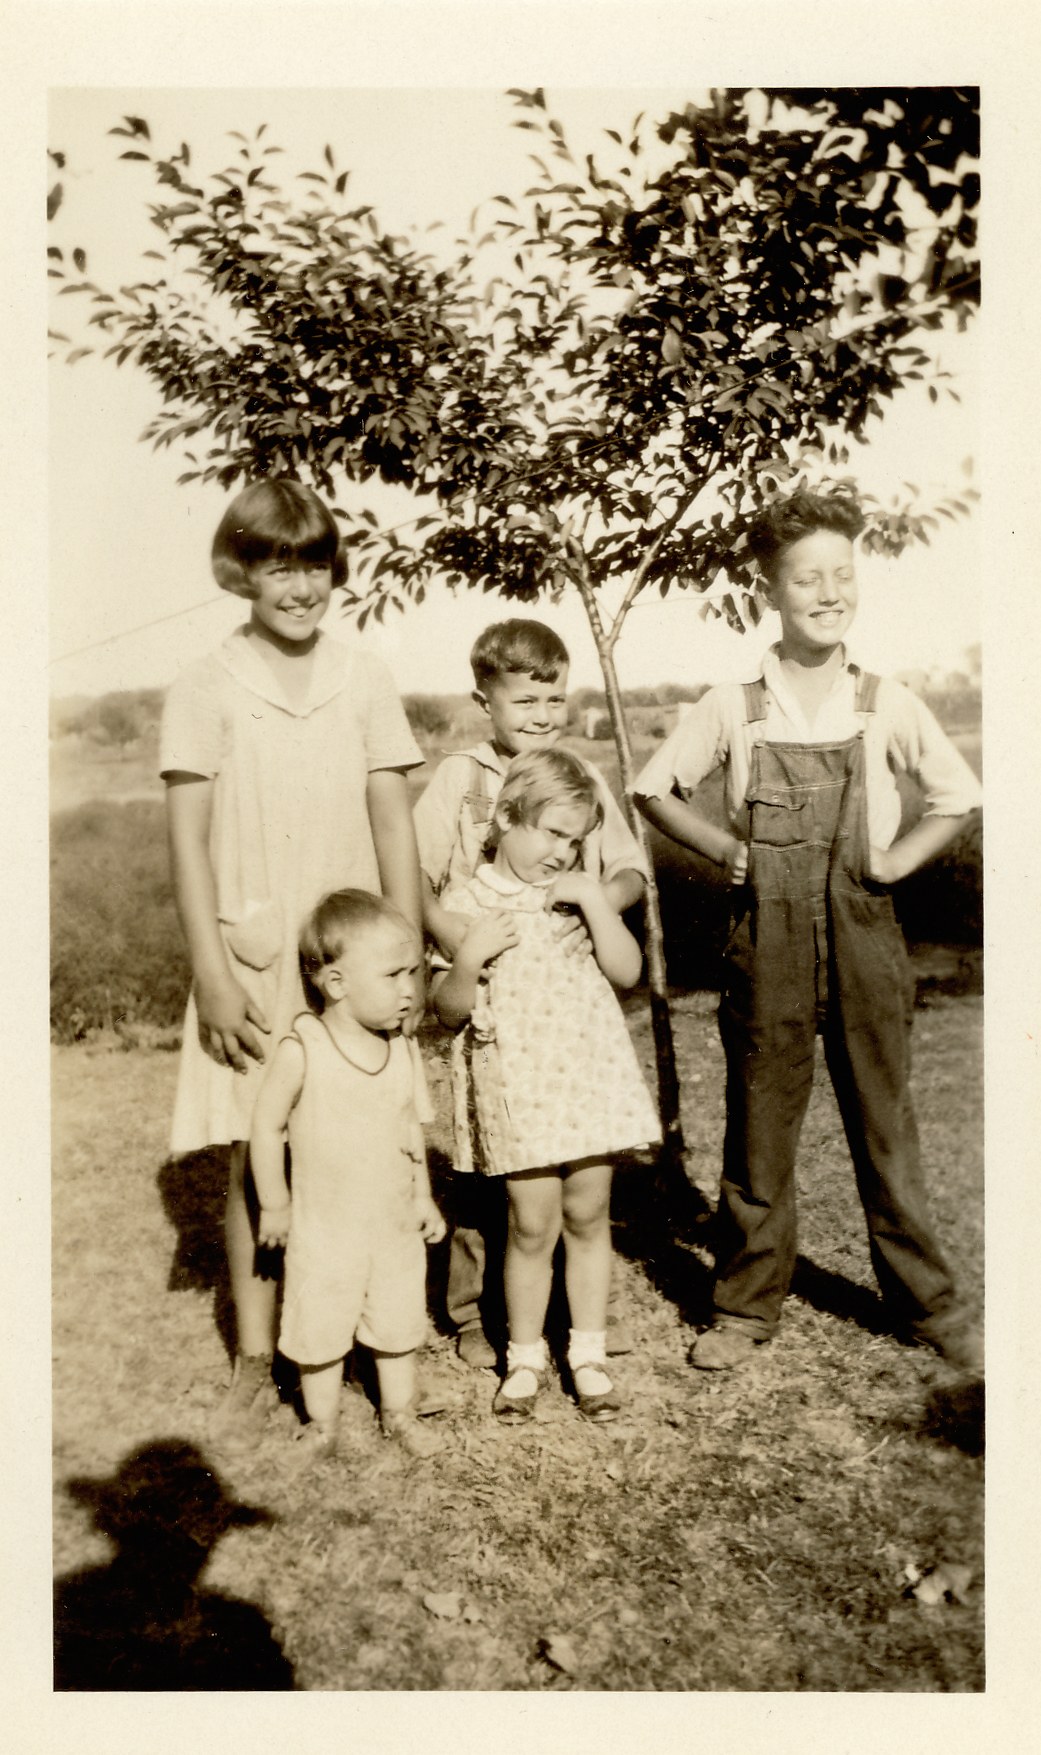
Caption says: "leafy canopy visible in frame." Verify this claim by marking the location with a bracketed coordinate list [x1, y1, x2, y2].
[50, 89, 979, 632]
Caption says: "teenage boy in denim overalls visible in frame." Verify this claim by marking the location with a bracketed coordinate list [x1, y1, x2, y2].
[634, 491, 983, 1372]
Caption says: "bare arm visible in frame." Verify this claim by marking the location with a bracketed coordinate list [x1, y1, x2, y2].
[249, 1036, 306, 1246]
[870, 812, 976, 886]
[635, 790, 748, 885]
[432, 910, 520, 1027]
[420, 869, 474, 961]
[602, 866, 645, 915]
[548, 872, 643, 989]
[165, 774, 270, 1069]
[367, 768, 422, 934]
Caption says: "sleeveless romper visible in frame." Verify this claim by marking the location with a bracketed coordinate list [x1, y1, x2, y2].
[279, 1014, 430, 1363]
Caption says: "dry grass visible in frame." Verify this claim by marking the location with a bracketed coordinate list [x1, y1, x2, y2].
[52, 992, 983, 1693]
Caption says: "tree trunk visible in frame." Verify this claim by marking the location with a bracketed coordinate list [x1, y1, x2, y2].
[572, 575, 684, 1163]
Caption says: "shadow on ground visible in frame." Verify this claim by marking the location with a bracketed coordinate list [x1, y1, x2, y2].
[158, 1149, 286, 1363]
[54, 1440, 294, 1691]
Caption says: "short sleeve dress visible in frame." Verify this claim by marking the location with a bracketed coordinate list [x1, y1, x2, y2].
[160, 626, 423, 1154]
[441, 864, 660, 1177]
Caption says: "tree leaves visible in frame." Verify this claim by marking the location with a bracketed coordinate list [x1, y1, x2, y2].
[51, 89, 978, 608]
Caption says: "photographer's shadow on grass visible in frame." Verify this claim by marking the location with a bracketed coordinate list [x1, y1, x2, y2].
[54, 1440, 294, 1691]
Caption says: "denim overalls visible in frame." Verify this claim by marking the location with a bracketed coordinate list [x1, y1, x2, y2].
[712, 673, 957, 1338]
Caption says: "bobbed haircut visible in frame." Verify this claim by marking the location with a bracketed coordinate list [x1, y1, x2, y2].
[211, 479, 347, 594]
[495, 747, 603, 837]
[470, 619, 570, 691]
[747, 489, 865, 582]
[299, 888, 415, 997]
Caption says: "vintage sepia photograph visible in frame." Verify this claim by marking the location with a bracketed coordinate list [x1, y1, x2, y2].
[43, 75, 992, 1699]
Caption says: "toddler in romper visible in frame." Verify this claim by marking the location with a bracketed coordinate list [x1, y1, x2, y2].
[250, 890, 446, 1459]
[433, 749, 660, 1424]
[161, 481, 423, 1444]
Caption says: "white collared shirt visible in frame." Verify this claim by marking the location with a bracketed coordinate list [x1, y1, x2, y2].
[633, 646, 981, 851]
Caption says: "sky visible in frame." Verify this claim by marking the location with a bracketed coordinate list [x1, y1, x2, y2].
[49, 84, 981, 702]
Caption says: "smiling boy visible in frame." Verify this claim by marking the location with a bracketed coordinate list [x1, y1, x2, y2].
[634, 491, 983, 1373]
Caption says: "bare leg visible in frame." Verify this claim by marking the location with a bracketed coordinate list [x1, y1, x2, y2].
[503, 1171, 563, 1345]
[374, 1351, 441, 1458]
[225, 1141, 278, 1356]
[562, 1160, 620, 1419]
[300, 1360, 343, 1431]
[560, 1160, 614, 1332]
[373, 1351, 417, 1417]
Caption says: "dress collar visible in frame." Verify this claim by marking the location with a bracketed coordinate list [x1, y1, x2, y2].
[216, 625, 354, 717]
[474, 861, 552, 907]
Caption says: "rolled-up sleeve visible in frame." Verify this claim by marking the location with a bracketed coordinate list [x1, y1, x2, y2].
[587, 769, 651, 883]
[632, 691, 730, 802]
[881, 680, 983, 818]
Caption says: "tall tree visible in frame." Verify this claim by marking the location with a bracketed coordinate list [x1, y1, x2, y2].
[51, 89, 979, 1163]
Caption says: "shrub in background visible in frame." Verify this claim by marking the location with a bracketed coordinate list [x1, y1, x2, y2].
[404, 693, 452, 741]
[51, 800, 190, 1040]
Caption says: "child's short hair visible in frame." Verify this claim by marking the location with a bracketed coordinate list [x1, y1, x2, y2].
[470, 619, 570, 691]
[747, 489, 865, 581]
[212, 480, 348, 594]
[495, 748, 603, 837]
[299, 889, 414, 992]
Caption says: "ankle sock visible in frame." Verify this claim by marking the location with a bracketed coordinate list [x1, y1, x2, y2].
[506, 1338, 547, 1374]
[568, 1330, 611, 1395]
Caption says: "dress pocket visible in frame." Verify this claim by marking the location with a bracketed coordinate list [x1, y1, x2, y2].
[221, 900, 283, 971]
[747, 788, 806, 847]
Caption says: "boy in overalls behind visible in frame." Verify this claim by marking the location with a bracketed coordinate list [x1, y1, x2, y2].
[634, 490, 983, 1373]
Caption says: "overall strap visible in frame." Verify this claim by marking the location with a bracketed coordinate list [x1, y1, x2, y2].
[742, 678, 770, 724]
[742, 678, 770, 760]
[853, 670, 881, 715]
[468, 753, 490, 803]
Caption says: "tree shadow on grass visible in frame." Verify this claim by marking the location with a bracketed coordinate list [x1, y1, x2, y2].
[54, 1440, 294, 1691]
[609, 1153, 716, 1329]
[789, 1256, 896, 1337]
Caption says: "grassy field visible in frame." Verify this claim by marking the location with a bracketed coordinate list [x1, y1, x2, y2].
[52, 987, 983, 1693]
[50, 712, 984, 1692]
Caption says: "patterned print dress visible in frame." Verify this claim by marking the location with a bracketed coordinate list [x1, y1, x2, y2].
[441, 864, 660, 1176]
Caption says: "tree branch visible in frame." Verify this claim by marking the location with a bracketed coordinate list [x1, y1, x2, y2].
[603, 479, 704, 654]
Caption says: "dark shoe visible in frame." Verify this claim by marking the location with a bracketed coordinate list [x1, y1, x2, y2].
[493, 1366, 545, 1424]
[912, 1313, 984, 1373]
[690, 1325, 765, 1371]
[572, 1363, 621, 1423]
[457, 1325, 497, 1370]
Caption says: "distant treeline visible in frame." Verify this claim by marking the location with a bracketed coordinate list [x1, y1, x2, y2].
[51, 673, 982, 750]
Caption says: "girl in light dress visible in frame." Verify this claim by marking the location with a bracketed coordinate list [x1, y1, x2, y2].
[433, 748, 660, 1424]
[161, 480, 423, 1442]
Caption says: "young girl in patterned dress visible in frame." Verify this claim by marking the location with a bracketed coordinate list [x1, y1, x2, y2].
[433, 749, 659, 1424]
